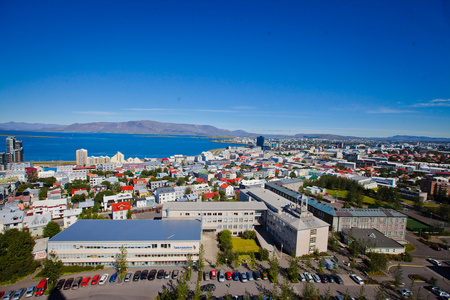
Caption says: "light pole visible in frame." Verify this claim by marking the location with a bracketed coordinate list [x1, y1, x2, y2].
[225, 258, 228, 267]
[430, 212, 433, 227]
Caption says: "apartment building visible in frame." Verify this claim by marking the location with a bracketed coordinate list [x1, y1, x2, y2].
[32, 198, 68, 219]
[112, 201, 131, 220]
[162, 201, 267, 236]
[156, 186, 185, 204]
[102, 193, 133, 210]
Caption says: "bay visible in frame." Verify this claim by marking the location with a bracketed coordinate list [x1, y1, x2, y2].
[0, 130, 240, 162]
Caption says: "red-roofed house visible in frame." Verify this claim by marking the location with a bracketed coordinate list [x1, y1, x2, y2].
[196, 178, 207, 184]
[219, 183, 234, 198]
[112, 201, 131, 220]
[133, 178, 147, 187]
[72, 188, 88, 196]
[122, 185, 133, 192]
[203, 192, 219, 200]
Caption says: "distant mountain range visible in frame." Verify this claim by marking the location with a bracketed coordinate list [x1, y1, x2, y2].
[0, 120, 449, 141]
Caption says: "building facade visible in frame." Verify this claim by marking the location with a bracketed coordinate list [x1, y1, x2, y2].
[47, 219, 201, 268]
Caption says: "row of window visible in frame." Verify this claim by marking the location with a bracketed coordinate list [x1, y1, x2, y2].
[217, 224, 253, 230]
[59, 253, 193, 259]
[179, 212, 254, 216]
[49, 243, 175, 250]
[203, 218, 254, 223]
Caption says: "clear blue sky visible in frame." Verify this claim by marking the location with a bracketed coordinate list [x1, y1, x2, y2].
[1, 0, 449, 137]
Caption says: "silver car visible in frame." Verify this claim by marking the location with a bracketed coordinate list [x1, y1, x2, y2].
[12, 288, 26, 300]
[124, 272, 132, 282]
[25, 286, 36, 298]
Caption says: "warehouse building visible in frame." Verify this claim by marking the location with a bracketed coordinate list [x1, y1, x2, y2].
[47, 219, 201, 268]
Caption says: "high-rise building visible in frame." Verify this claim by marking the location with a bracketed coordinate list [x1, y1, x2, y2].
[256, 136, 265, 148]
[76, 149, 88, 166]
[5, 136, 24, 164]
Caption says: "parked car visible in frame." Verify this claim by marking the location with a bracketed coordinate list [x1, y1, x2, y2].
[318, 274, 328, 283]
[109, 273, 118, 283]
[326, 274, 335, 283]
[350, 274, 364, 285]
[124, 272, 132, 282]
[157, 270, 164, 279]
[141, 270, 149, 280]
[431, 245, 442, 251]
[148, 269, 157, 281]
[240, 272, 248, 282]
[399, 289, 412, 297]
[304, 272, 313, 282]
[133, 271, 141, 281]
[225, 271, 233, 280]
[218, 270, 225, 282]
[299, 273, 306, 282]
[233, 272, 240, 281]
[247, 272, 254, 281]
[2, 291, 15, 300]
[98, 274, 109, 285]
[63, 278, 74, 290]
[432, 289, 450, 297]
[312, 274, 321, 283]
[427, 258, 442, 266]
[210, 270, 217, 280]
[25, 285, 36, 298]
[261, 272, 268, 280]
[204, 271, 210, 281]
[253, 271, 261, 281]
[91, 275, 100, 285]
[72, 277, 82, 289]
[12, 288, 26, 300]
[172, 270, 179, 280]
[54, 279, 65, 291]
[35, 278, 48, 296]
[0, 292, 4, 298]
[333, 275, 343, 284]
[164, 270, 171, 279]
[80, 276, 91, 287]
[201, 284, 216, 292]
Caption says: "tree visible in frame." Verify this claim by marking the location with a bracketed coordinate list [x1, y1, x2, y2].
[197, 244, 205, 272]
[258, 248, 269, 261]
[366, 252, 387, 273]
[41, 251, 63, 284]
[242, 230, 256, 240]
[71, 193, 86, 203]
[268, 252, 279, 283]
[280, 278, 295, 299]
[375, 282, 388, 300]
[392, 264, 403, 288]
[301, 281, 317, 300]
[218, 230, 232, 251]
[43, 221, 61, 238]
[185, 187, 192, 195]
[0, 229, 39, 282]
[39, 187, 48, 200]
[356, 285, 368, 300]
[185, 254, 193, 281]
[16, 184, 34, 195]
[115, 245, 128, 280]
[126, 209, 132, 219]
[213, 193, 219, 201]
[286, 254, 299, 282]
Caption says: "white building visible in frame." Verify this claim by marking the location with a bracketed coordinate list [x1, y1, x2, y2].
[102, 192, 133, 210]
[23, 213, 52, 237]
[63, 209, 82, 228]
[0, 205, 24, 233]
[32, 198, 68, 219]
[76, 149, 88, 166]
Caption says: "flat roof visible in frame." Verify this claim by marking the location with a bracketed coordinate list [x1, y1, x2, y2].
[163, 201, 267, 211]
[341, 228, 405, 249]
[49, 219, 202, 243]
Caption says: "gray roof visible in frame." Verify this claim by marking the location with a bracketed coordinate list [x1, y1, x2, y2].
[163, 201, 267, 212]
[335, 208, 406, 218]
[49, 219, 202, 243]
[341, 228, 405, 249]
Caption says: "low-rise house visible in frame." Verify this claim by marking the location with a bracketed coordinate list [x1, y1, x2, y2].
[149, 180, 167, 190]
[32, 198, 68, 219]
[102, 192, 133, 210]
[79, 200, 95, 210]
[72, 188, 88, 196]
[135, 196, 156, 208]
[219, 183, 234, 198]
[64, 208, 82, 228]
[341, 228, 405, 254]
[0, 204, 24, 233]
[23, 213, 51, 237]
[112, 201, 131, 220]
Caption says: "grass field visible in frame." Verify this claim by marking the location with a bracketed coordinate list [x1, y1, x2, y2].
[327, 189, 377, 205]
[407, 218, 430, 230]
[231, 238, 259, 252]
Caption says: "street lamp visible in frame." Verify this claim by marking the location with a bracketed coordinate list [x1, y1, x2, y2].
[225, 258, 228, 266]
[430, 212, 433, 227]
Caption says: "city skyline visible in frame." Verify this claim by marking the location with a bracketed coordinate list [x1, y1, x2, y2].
[1, 1, 449, 137]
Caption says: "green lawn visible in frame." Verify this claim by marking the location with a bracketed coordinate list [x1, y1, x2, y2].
[231, 238, 259, 252]
[407, 218, 430, 230]
[327, 189, 377, 205]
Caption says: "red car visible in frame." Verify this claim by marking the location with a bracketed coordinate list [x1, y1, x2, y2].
[80, 276, 91, 287]
[0, 292, 5, 298]
[210, 270, 217, 280]
[225, 272, 232, 280]
[91, 275, 100, 285]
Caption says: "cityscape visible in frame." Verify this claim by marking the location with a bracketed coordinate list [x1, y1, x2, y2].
[1, 0, 450, 299]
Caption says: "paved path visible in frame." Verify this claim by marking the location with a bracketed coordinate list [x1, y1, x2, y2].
[201, 232, 219, 267]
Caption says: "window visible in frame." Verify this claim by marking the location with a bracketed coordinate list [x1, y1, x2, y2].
[310, 229, 317, 235]
[310, 237, 316, 244]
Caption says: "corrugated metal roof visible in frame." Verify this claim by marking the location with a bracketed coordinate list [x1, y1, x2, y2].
[163, 201, 267, 211]
[49, 219, 202, 242]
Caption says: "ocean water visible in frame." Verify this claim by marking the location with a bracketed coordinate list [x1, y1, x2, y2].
[0, 130, 241, 162]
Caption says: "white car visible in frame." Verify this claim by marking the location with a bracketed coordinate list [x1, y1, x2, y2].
[98, 274, 109, 285]
[399, 289, 412, 297]
[427, 258, 442, 266]
[312, 274, 321, 283]
[299, 273, 306, 282]
[350, 274, 364, 285]
[218, 270, 225, 283]
[124, 272, 132, 282]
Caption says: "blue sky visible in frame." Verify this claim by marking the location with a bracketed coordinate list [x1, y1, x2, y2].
[0, 0, 449, 137]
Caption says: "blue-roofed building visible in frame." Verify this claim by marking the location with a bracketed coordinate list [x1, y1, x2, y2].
[47, 219, 202, 268]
